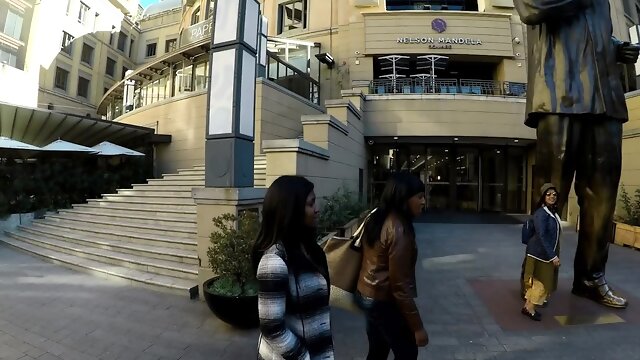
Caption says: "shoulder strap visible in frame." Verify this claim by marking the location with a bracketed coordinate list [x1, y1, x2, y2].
[351, 208, 377, 247]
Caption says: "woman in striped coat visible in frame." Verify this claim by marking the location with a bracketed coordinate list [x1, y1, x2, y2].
[252, 176, 334, 360]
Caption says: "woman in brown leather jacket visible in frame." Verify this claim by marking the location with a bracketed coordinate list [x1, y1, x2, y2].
[357, 172, 428, 360]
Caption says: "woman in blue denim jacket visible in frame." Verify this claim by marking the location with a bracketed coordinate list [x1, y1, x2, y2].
[521, 183, 562, 321]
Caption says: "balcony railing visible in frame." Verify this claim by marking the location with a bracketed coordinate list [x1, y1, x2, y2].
[267, 52, 320, 105]
[368, 78, 527, 97]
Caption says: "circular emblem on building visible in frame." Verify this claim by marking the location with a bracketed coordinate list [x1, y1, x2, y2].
[431, 18, 447, 33]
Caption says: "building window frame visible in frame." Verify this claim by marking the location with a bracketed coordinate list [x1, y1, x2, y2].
[80, 42, 94, 65]
[122, 66, 129, 80]
[55, 66, 70, 91]
[191, 6, 201, 25]
[0, 45, 18, 68]
[78, 2, 90, 24]
[129, 38, 135, 57]
[77, 75, 90, 99]
[165, 38, 177, 53]
[106, 56, 116, 77]
[277, 0, 307, 34]
[146, 42, 157, 58]
[61, 31, 74, 56]
[117, 31, 128, 52]
[3, 9, 24, 40]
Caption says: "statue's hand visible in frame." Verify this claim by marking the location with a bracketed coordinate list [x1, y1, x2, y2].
[617, 42, 640, 64]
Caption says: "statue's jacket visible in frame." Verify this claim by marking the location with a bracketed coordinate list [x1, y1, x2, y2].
[514, 0, 628, 127]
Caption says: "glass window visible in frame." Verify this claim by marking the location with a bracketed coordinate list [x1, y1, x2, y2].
[385, 0, 477, 11]
[194, 62, 208, 91]
[0, 45, 18, 67]
[106, 57, 116, 77]
[55, 67, 69, 91]
[78, 2, 89, 23]
[129, 38, 134, 57]
[61, 31, 74, 55]
[278, 0, 307, 34]
[77, 76, 90, 99]
[81, 43, 94, 65]
[117, 31, 127, 52]
[122, 66, 129, 80]
[191, 6, 200, 25]
[146, 43, 157, 57]
[165, 38, 177, 53]
[3, 9, 23, 40]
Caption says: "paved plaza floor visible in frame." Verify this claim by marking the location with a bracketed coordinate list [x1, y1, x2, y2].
[2, 220, 640, 359]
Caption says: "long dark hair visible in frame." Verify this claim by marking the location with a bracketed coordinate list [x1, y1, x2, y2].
[252, 175, 327, 278]
[365, 171, 425, 247]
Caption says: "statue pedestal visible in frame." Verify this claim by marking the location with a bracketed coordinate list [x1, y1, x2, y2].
[192, 187, 267, 299]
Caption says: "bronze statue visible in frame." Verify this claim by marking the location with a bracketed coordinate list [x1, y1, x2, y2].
[514, 0, 640, 308]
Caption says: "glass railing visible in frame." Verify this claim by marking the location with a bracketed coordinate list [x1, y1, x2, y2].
[368, 78, 527, 97]
[267, 52, 320, 105]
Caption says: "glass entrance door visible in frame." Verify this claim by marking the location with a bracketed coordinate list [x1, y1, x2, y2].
[425, 147, 451, 210]
[481, 148, 506, 211]
[455, 148, 479, 211]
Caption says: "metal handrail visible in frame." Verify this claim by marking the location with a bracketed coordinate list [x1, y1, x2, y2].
[367, 78, 527, 97]
[266, 51, 320, 104]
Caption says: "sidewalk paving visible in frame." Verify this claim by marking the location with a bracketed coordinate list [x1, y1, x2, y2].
[2, 221, 640, 359]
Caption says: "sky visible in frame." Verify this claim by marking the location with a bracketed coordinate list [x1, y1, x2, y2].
[139, 0, 159, 8]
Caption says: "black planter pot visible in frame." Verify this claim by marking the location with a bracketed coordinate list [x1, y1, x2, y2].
[203, 277, 259, 329]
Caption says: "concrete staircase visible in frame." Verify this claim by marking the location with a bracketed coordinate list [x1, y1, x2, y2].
[0, 165, 205, 296]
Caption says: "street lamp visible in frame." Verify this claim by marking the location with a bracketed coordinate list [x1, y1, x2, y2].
[206, 0, 261, 187]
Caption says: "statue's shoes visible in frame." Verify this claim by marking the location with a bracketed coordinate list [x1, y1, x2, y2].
[572, 279, 628, 309]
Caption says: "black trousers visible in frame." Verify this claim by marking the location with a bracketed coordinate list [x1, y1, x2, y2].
[534, 115, 622, 287]
[364, 301, 418, 360]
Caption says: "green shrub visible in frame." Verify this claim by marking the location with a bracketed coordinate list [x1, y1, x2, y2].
[207, 211, 260, 297]
[318, 186, 367, 236]
[619, 185, 640, 226]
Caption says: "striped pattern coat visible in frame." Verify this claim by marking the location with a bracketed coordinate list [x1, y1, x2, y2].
[256, 244, 334, 360]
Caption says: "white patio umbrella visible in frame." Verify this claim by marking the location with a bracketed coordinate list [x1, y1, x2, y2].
[91, 141, 145, 156]
[0, 136, 42, 158]
[41, 139, 99, 154]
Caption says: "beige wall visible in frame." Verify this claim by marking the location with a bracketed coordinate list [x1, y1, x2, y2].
[115, 79, 326, 176]
[619, 92, 640, 218]
[363, 95, 535, 139]
[363, 12, 514, 57]
[263, 98, 368, 201]
[255, 78, 324, 154]
[117, 90, 207, 175]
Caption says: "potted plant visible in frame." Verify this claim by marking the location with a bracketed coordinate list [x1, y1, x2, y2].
[318, 186, 368, 238]
[203, 211, 261, 328]
[614, 185, 640, 248]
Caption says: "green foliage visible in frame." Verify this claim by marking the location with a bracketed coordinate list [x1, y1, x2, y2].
[318, 186, 367, 236]
[619, 185, 640, 226]
[207, 211, 260, 297]
[0, 157, 149, 218]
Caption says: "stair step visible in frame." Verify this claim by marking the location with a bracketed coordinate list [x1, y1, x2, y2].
[15, 225, 197, 264]
[5, 231, 197, 279]
[146, 179, 205, 186]
[173, 169, 205, 176]
[30, 221, 196, 250]
[44, 215, 196, 238]
[59, 209, 196, 228]
[72, 204, 195, 220]
[192, 164, 205, 170]
[131, 184, 200, 192]
[116, 189, 193, 198]
[102, 194, 196, 205]
[0, 235, 196, 295]
[161, 175, 205, 181]
[87, 199, 196, 212]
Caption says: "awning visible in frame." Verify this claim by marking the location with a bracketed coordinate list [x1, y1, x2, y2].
[0, 101, 155, 147]
[92, 141, 145, 156]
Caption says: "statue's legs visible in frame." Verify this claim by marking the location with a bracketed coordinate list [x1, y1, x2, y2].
[535, 115, 626, 308]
